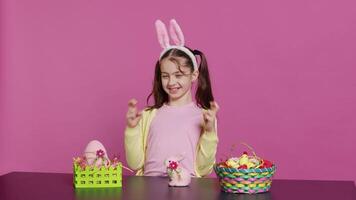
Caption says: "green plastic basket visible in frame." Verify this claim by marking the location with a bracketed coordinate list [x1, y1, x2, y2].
[214, 164, 276, 194]
[73, 163, 122, 188]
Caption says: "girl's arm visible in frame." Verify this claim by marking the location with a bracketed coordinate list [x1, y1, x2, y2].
[124, 118, 145, 171]
[195, 120, 219, 177]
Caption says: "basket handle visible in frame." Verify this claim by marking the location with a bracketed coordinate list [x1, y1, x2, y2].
[240, 142, 260, 160]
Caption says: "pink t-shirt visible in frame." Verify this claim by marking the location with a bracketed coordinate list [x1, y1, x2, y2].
[144, 102, 203, 176]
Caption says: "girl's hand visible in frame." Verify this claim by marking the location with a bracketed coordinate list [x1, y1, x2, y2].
[202, 101, 219, 133]
[126, 99, 142, 128]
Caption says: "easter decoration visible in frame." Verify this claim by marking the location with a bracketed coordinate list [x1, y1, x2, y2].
[214, 143, 276, 194]
[165, 155, 191, 187]
[73, 141, 133, 188]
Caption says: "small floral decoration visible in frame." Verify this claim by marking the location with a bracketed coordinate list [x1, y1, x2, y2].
[73, 149, 133, 172]
[168, 161, 178, 170]
[96, 149, 105, 158]
[167, 160, 181, 177]
[111, 155, 121, 168]
[73, 156, 87, 170]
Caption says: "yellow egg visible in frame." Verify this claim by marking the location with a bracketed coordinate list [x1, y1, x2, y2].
[247, 162, 256, 168]
[239, 154, 249, 165]
[247, 158, 259, 168]
[226, 157, 239, 168]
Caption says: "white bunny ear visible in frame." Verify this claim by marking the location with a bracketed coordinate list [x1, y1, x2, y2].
[155, 20, 170, 48]
[169, 19, 185, 46]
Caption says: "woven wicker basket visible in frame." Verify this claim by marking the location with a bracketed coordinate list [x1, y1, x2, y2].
[214, 164, 276, 194]
[214, 143, 276, 194]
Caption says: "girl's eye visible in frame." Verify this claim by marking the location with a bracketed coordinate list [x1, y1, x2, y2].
[161, 75, 169, 79]
[175, 74, 183, 78]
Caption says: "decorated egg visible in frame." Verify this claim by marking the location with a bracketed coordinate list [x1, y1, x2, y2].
[226, 157, 239, 168]
[247, 158, 260, 168]
[83, 140, 109, 167]
[239, 152, 249, 165]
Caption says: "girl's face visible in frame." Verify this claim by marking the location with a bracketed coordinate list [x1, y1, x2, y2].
[160, 58, 198, 104]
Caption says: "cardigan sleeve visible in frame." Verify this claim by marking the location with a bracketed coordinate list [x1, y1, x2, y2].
[124, 109, 156, 174]
[195, 119, 219, 177]
[124, 115, 145, 171]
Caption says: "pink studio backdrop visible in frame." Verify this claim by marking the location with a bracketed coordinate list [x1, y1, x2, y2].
[1, 0, 355, 181]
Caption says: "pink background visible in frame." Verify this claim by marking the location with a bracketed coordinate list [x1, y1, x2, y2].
[1, 0, 355, 181]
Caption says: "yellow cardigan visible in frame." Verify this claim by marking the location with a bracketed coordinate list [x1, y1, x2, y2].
[124, 108, 218, 177]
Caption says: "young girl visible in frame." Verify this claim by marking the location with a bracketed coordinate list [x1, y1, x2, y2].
[125, 19, 219, 177]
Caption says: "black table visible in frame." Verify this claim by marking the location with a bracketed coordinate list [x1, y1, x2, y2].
[0, 172, 355, 200]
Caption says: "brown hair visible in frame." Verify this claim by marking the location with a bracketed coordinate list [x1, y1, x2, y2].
[146, 47, 214, 109]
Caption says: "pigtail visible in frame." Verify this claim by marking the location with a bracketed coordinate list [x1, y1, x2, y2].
[193, 49, 214, 109]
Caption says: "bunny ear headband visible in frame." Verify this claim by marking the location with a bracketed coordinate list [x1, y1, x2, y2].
[155, 19, 198, 71]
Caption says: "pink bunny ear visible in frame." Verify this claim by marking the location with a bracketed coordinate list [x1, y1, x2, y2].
[169, 19, 185, 46]
[155, 20, 170, 48]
